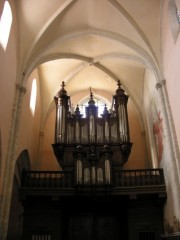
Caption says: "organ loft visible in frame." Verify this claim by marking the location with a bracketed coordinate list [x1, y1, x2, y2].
[20, 80, 166, 240]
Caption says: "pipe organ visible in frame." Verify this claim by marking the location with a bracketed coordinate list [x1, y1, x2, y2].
[20, 81, 166, 240]
[52, 80, 132, 185]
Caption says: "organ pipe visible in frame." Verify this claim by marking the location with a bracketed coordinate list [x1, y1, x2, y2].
[54, 81, 69, 143]
[54, 80, 129, 144]
[113, 80, 130, 142]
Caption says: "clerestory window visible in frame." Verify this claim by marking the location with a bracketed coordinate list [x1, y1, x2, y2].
[0, 1, 12, 51]
[78, 96, 110, 118]
[30, 79, 37, 116]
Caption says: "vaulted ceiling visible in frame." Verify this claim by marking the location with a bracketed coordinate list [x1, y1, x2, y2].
[15, 0, 162, 121]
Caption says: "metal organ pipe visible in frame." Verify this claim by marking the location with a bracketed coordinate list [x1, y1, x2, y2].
[114, 80, 129, 143]
[76, 159, 82, 184]
[118, 104, 123, 141]
[54, 97, 64, 143]
[89, 113, 95, 142]
[118, 103, 128, 142]
[61, 105, 65, 142]
[75, 121, 80, 143]
[55, 98, 65, 143]
[105, 159, 111, 184]
[91, 166, 96, 184]
[54, 81, 69, 144]
[105, 120, 109, 141]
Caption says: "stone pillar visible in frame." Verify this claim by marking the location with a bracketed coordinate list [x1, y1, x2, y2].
[156, 80, 180, 178]
[161, 80, 180, 177]
[156, 79, 180, 222]
[0, 84, 26, 240]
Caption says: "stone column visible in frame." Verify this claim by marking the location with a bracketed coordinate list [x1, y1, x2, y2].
[156, 80, 180, 177]
[156, 79, 180, 221]
[0, 84, 26, 240]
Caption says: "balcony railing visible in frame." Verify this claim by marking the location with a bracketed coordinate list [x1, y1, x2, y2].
[21, 170, 73, 189]
[113, 168, 165, 187]
[21, 168, 165, 190]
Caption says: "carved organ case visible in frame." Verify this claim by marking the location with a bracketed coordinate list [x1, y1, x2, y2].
[52, 81, 132, 185]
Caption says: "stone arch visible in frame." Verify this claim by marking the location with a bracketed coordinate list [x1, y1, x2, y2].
[7, 149, 30, 239]
[14, 149, 31, 183]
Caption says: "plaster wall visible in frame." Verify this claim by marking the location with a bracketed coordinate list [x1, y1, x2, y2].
[124, 98, 147, 169]
[40, 108, 60, 170]
[17, 70, 41, 170]
[0, 1, 17, 193]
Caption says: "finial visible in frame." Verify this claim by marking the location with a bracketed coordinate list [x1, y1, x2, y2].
[90, 87, 93, 100]
[116, 79, 125, 96]
[75, 104, 80, 114]
[88, 87, 95, 105]
[103, 104, 109, 115]
[74, 105, 83, 118]
[58, 81, 67, 96]
[117, 80, 121, 88]
[61, 81, 65, 89]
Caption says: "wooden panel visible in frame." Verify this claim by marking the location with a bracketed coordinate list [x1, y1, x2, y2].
[96, 215, 120, 240]
[68, 215, 92, 240]
[67, 213, 121, 240]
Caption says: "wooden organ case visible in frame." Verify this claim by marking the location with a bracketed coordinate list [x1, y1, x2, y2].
[52, 80, 132, 185]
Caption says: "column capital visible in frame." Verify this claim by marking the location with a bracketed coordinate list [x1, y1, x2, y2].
[39, 131, 44, 137]
[16, 84, 26, 94]
[156, 79, 166, 89]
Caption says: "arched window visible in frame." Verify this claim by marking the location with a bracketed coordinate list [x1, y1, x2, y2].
[30, 79, 37, 116]
[78, 95, 110, 118]
[0, 1, 12, 50]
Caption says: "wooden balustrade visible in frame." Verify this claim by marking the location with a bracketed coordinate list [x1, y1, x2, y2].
[21, 170, 73, 188]
[113, 168, 165, 187]
[21, 168, 165, 189]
